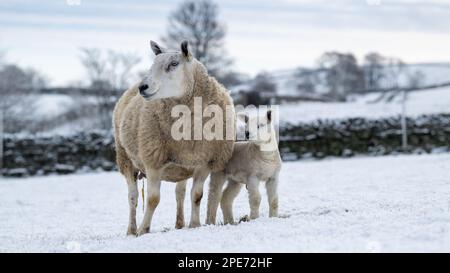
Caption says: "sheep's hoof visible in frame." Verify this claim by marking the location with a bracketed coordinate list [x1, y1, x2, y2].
[136, 227, 150, 237]
[127, 227, 137, 236]
[175, 221, 185, 229]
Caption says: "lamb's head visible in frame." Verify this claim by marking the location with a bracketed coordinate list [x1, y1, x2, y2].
[138, 40, 195, 101]
[240, 110, 276, 144]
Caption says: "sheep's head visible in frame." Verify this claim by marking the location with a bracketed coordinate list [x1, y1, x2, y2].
[138, 40, 194, 101]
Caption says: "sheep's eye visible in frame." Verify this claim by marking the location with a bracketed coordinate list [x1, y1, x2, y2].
[171, 61, 179, 67]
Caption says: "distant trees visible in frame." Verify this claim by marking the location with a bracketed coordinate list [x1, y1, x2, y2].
[363, 53, 425, 92]
[363, 52, 386, 90]
[79, 48, 141, 91]
[318, 52, 364, 101]
[384, 57, 405, 90]
[246, 72, 277, 105]
[162, 0, 235, 85]
[78, 48, 141, 130]
[295, 69, 319, 94]
[0, 58, 48, 133]
[251, 72, 276, 94]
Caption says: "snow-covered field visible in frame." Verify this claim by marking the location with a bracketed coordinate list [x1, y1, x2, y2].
[1, 153, 450, 252]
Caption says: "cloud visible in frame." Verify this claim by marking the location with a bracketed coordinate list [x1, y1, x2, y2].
[1, 0, 450, 85]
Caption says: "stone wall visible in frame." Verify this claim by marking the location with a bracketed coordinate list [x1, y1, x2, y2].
[2, 114, 449, 177]
[279, 114, 450, 160]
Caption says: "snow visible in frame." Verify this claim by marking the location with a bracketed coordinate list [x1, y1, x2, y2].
[280, 86, 450, 124]
[33, 94, 74, 118]
[1, 153, 450, 252]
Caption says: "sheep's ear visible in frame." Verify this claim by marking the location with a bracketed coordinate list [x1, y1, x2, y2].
[181, 40, 191, 59]
[267, 110, 272, 122]
[238, 113, 249, 124]
[150, 40, 163, 55]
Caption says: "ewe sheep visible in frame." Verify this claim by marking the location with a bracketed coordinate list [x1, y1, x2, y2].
[113, 41, 235, 236]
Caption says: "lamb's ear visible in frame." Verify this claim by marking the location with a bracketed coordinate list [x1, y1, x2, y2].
[267, 110, 272, 123]
[181, 40, 191, 59]
[150, 40, 163, 55]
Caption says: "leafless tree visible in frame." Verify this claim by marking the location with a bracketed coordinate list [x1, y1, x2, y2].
[79, 48, 141, 91]
[78, 48, 141, 130]
[244, 72, 277, 106]
[0, 61, 47, 133]
[372, 57, 406, 102]
[251, 72, 277, 94]
[295, 68, 320, 94]
[318, 52, 364, 101]
[162, 0, 232, 79]
[363, 52, 386, 90]
[385, 57, 405, 90]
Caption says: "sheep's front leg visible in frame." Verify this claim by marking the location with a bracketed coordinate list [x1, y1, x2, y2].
[175, 180, 187, 229]
[220, 179, 243, 225]
[126, 175, 139, 236]
[137, 169, 161, 236]
[247, 177, 261, 220]
[206, 171, 226, 225]
[266, 174, 279, 217]
[189, 167, 210, 228]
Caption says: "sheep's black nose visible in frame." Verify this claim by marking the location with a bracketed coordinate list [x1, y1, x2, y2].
[245, 131, 250, 140]
[138, 84, 149, 93]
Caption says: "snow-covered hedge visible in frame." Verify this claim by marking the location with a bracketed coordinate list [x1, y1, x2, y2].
[2, 114, 450, 177]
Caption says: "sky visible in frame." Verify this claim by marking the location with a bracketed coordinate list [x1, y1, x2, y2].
[1, 0, 450, 86]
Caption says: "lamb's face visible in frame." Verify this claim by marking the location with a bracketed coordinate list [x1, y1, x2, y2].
[139, 41, 194, 101]
[241, 110, 275, 143]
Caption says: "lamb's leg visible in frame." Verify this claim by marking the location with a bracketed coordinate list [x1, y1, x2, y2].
[189, 167, 210, 228]
[247, 177, 261, 220]
[206, 171, 226, 225]
[126, 173, 139, 236]
[137, 169, 161, 236]
[266, 175, 279, 217]
[175, 180, 187, 229]
[220, 179, 243, 225]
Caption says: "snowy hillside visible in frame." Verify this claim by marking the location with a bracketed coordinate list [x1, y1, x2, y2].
[14, 62, 450, 135]
[264, 62, 450, 97]
[1, 154, 450, 252]
[25, 85, 450, 134]
[279, 86, 450, 124]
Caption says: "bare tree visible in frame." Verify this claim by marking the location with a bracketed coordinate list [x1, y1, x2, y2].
[318, 52, 364, 101]
[251, 72, 277, 94]
[78, 48, 141, 130]
[0, 63, 47, 133]
[244, 72, 277, 106]
[295, 68, 320, 94]
[79, 48, 141, 91]
[363, 52, 386, 90]
[162, 0, 232, 79]
[372, 57, 406, 102]
[385, 57, 405, 90]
